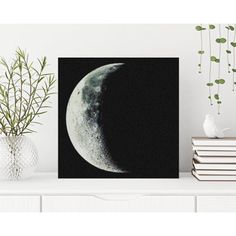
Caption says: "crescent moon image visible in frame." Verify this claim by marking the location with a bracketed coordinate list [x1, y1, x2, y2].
[66, 63, 128, 173]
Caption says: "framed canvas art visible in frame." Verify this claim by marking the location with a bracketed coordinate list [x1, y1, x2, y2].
[59, 58, 179, 178]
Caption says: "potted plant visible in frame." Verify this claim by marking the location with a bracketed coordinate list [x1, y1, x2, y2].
[0, 48, 55, 180]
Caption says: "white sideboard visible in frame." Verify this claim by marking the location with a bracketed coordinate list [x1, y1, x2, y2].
[1, 172, 236, 212]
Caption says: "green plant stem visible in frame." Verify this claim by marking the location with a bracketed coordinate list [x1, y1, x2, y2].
[20, 98, 44, 135]
[208, 26, 213, 105]
[2, 62, 15, 134]
[10, 63, 18, 135]
[27, 70, 43, 114]
[17, 57, 23, 134]
[199, 24, 203, 73]
[19, 80, 54, 135]
[19, 68, 44, 134]
[217, 24, 222, 115]
[233, 25, 236, 92]
[22, 55, 33, 126]
[0, 105, 10, 135]
[0, 121, 7, 135]
[226, 26, 231, 74]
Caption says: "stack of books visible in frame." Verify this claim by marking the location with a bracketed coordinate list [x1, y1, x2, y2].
[192, 137, 236, 181]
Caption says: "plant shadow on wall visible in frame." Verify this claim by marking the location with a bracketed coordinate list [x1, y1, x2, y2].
[196, 24, 236, 115]
[0, 48, 56, 180]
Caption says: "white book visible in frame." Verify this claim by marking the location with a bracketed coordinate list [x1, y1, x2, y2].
[192, 170, 236, 181]
[196, 150, 236, 157]
[192, 145, 236, 151]
[192, 137, 236, 146]
[195, 170, 236, 175]
[193, 159, 236, 170]
[194, 154, 236, 163]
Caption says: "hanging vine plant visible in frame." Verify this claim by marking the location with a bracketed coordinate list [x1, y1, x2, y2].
[207, 24, 215, 105]
[225, 25, 234, 74]
[195, 23, 236, 115]
[215, 24, 226, 114]
[195, 25, 206, 73]
[231, 25, 236, 91]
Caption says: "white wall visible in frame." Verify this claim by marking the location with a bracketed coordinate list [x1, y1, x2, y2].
[0, 24, 235, 172]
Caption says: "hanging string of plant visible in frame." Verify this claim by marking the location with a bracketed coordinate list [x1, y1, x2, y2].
[195, 25, 206, 73]
[225, 25, 234, 74]
[195, 24, 236, 115]
[207, 24, 215, 105]
[215, 24, 226, 115]
[231, 24, 236, 92]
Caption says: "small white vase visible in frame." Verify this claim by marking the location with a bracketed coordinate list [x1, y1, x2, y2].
[0, 136, 38, 180]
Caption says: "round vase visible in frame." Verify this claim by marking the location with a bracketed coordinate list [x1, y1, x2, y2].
[0, 136, 38, 180]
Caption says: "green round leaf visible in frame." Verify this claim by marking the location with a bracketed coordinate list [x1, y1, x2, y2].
[207, 83, 214, 87]
[214, 94, 219, 100]
[198, 50, 204, 54]
[217, 101, 222, 104]
[198, 64, 201, 67]
[216, 38, 226, 43]
[219, 79, 225, 84]
[225, 26, 230, 30]
[226, 50, 231, 54]
[209, 25, 215, 29]
[234, 82, 236, 85]
[208, 96, 211, 99]
[220, 38, 226, 43]
[232, 69, 236, 72]
[231, 42, 236, 47]
[215, 59, 220, 63]
[195, 25, 202, 31]
[229, 25, 235, 31]
[211, 56, 217, 61]
[215, 79, 220, 84]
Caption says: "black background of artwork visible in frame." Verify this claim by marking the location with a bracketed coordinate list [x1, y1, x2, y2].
[59, 58, 179, 178]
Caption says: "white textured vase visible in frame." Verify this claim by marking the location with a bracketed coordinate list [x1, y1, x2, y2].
[0, 136, 38, 180]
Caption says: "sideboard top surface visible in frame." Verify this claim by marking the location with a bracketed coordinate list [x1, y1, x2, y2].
[0, 172, 236, 196]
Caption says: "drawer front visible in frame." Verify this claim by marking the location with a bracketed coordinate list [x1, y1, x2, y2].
[197, 196, 236, 212]
[0, 196, 40, 212]
[42, 195, 195, 212]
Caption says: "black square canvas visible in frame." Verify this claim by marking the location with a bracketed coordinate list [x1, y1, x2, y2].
[59, 58, 179, 178]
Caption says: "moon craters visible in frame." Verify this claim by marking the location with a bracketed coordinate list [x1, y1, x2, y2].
[66, 63, 127, 173]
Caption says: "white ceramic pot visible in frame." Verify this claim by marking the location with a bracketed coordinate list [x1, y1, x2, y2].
[0, 136, 38, 180]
